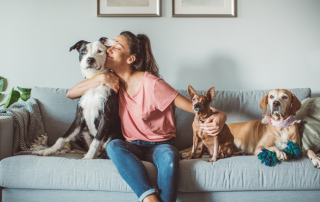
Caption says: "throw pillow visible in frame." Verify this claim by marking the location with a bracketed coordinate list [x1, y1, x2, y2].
[295, 98, 320, 153]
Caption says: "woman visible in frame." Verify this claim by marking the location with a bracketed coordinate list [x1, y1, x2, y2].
[66, 31, 226, 202]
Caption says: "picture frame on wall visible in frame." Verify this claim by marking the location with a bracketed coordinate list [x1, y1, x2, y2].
[97, 0, 161, 17]
[172, 0, 237, 17]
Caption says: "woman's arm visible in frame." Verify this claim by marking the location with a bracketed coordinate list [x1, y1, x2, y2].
[172, 94, 195, 114]
[172, 94, 227, 136]
[66, 72, 120, 99]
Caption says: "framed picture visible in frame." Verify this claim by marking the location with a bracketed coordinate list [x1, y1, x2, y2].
[172, 0, 237, 17]
[97, 0, 161, 17]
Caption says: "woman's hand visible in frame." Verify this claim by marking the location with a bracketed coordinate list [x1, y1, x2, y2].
[100, 72, 120, 93]
[200, 109, 227, 136]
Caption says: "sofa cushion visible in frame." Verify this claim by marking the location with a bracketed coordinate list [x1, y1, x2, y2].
[0, 154, 158, 192]
[3, 188, 320, 202]
[31, 87, 79, 146]
[178, 154, 320, 192]
[1, 154, 320, 192]
[173, 88, 311, 151]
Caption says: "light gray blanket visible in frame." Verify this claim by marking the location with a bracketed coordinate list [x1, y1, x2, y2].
[0, 98, 47, 155]
[0, 98, 71, 156]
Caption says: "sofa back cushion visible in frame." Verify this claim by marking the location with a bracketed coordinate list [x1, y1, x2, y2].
[173, 88, 311, 150]
[31, 87, 311, 149]
[31, 87, 79, 146]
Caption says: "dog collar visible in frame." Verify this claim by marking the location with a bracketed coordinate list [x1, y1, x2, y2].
[85, 73, 103, 79]
[262, 114, 301, 128]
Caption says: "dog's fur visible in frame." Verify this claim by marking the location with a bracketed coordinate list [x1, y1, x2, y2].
[37, 38, 123, 159]
[186, 85, 234, 162]
[181, 89, 320, 169]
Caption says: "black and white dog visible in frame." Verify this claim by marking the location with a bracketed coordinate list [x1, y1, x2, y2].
[37, 37, 123, 159]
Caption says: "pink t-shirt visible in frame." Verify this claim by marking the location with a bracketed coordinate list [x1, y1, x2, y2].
[118, 72, 179, 142]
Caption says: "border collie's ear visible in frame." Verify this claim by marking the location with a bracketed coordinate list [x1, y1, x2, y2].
[188, 85, 197, 100]
[290, 92, 302, 116]
[205, 87, 215, 101]
[99, 37, 114, 47]
[259, 92, 269, 115]
[69, 40, 90, 52]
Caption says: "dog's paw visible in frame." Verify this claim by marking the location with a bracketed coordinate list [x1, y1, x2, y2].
[82, 154, 93, 160]
[275, 150, 287, 161]
[307, 150, 320, 169]
[311, 157, 320, 169]
[208, 157, 218, 162]
[37, 150, 52, 156]
[186, 155, 196, 160]
[311, 156, 320, 169]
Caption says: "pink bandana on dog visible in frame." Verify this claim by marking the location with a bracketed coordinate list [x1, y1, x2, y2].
[261, 114, 301, 128]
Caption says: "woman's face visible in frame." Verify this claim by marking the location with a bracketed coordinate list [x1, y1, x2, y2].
[105, 35, 134, 71]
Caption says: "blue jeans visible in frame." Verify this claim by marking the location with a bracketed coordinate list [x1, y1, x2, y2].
[107, 139, 179, 202]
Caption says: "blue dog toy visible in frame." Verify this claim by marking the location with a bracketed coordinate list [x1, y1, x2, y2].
[284, 141, 303, 160]
[258, 148, 279, 167]
[258, 141, 303, 167]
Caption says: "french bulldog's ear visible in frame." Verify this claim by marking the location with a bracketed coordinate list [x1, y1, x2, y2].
[69, 40, 90, 52]
[205, 87, 215, 101]
[290, 92, 302, 116]
[259, 92, 269, 115]
[188, 85, 197, 100]
[99, 37, 115, 47]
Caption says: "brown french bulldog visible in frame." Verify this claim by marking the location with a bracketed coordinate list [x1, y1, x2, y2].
[186, 85, 234, 162]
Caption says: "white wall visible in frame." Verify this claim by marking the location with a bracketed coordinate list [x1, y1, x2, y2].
[1, 0, 320, 98]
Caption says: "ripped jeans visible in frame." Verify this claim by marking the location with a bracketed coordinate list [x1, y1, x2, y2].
[107, 139, 179, 202]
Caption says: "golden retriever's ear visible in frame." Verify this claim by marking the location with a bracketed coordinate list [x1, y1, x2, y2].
[205, 87, 215, 101]
[188, 85, 197, 100]
[290, 92, 302, 116]
[259, 93, 269, 115]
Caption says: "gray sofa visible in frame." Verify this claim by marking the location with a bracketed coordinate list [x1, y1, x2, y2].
[1, 86, 320, 202]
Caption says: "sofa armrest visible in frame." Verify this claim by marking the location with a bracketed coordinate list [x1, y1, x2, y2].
[0, 116, 13, 161]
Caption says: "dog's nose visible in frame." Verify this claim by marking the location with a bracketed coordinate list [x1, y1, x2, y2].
[194, 104, 199, 108]
[86, 57, 95, 65]
[273, 101, 280, 106]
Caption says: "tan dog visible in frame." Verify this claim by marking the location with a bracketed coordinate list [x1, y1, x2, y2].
[186, 85, 234, 162]
[181, 89, 320, 169]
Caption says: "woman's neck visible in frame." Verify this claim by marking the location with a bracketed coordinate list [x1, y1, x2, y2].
[113, 66, 134, 87]
[114, 67, 145, 92]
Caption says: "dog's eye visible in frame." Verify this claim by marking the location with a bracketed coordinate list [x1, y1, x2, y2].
[82, 50, 87, 54]
[282, 96, 288, 99]
[201, 100, 205, 104]
[192, 99, 196, 102]
[98, 50, 102, 53]
[270, 95, 274, 99]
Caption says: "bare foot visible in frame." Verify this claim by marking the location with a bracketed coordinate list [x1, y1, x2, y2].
[143, 194, 159, 202]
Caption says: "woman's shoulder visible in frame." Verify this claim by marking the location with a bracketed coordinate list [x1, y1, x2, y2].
[142, 72, 164, 93]
[144, 72, 177, 94]
[144, 71, 161, 82]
